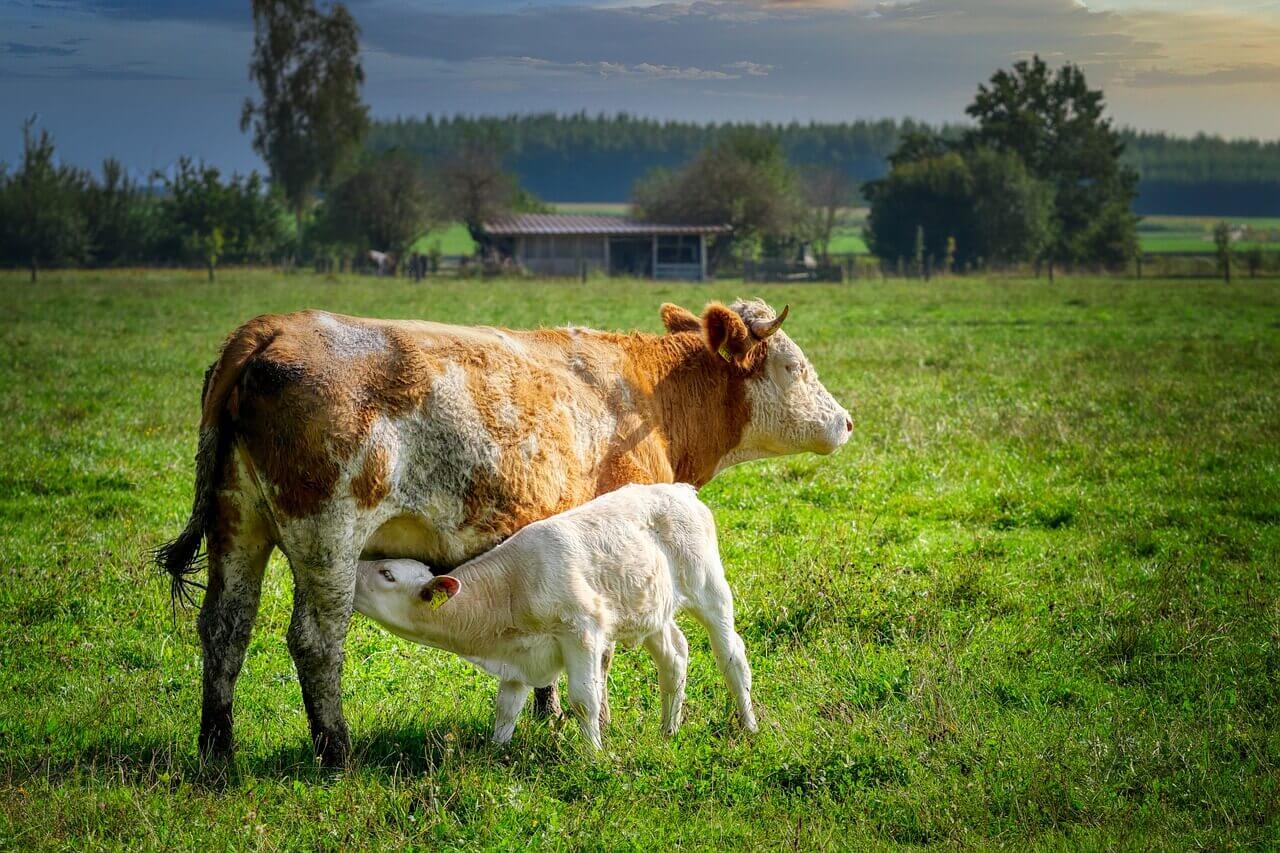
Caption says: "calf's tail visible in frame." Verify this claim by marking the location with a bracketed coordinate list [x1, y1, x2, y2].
[154, 317, 278, 613]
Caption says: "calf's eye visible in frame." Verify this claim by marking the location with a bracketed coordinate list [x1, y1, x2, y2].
[379, 568, 395, 582]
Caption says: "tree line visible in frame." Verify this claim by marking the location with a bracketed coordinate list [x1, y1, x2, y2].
[369, 114, 1280, 216]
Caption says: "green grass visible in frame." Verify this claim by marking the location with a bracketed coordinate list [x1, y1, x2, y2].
[2, 270, 1278, 848]
[410, 223, 476, 256]
[1138, 215, 1280, 254]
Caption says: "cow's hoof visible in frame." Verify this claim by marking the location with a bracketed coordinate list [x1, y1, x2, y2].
[198, 722, 235, 764]
[312, 728, 352, 769]
[531, 686, 564, 721]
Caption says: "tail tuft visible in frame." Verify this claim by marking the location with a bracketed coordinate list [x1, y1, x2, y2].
[153, 526, 208, 617]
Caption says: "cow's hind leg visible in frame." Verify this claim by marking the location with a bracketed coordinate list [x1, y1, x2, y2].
[532, 684, 562, 720]
[198, 500, 272, 761]
[281, 520, 360, 767]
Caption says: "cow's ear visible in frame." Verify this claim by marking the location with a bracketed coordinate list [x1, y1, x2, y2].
[661, 303, 701, 334]
[420, 575, 461, 609]
[701, 302, 753, 366]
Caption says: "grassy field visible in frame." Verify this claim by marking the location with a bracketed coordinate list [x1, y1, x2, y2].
[1, 271, 1278, 848]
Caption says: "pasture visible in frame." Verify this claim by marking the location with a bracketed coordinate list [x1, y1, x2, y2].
[1, 271, 1277, 848]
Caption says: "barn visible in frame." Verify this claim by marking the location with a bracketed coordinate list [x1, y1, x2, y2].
[481, 214, 730, 281]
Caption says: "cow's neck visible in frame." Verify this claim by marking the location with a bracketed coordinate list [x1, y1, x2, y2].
[622, 332, 750, 488]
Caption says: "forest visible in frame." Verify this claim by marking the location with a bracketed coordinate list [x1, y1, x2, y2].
[368, 114, 1280, 215]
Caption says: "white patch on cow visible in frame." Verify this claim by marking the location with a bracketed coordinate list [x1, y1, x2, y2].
[372, 362, 504, 565]
[498, 399, 520, 429]
[520, 431, 540, 461]
[315, 312, 387, 359]
[567, 401, 616, 468]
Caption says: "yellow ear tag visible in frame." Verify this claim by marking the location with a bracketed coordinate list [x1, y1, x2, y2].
[429, 588, 450, 610]
[718, 343, 733, 363]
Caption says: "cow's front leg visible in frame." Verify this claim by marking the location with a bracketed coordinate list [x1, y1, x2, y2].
[283, 528, 359, 767]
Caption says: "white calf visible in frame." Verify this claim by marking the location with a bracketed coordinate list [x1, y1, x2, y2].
[353, 483, 756, 749]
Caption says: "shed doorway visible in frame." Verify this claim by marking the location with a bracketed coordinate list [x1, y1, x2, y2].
[609, 238, 652, 278]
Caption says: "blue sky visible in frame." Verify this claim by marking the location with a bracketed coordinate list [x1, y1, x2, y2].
[2, 0, 1279, 177]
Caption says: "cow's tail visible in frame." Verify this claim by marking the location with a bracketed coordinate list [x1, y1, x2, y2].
[154, 317, 278, 615]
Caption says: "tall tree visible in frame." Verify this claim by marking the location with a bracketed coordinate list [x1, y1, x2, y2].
[433, 131, 520, 248]
[0, 119, 89, 282]
[240, 0, 369, 237]
[965, 56, 1138, 268]
[801, 166, 857, 262]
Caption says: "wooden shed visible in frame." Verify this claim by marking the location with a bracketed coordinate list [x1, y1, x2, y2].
[481, 214, 730, 281]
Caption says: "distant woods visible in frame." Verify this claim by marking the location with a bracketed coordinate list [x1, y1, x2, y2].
[369, 114, 1280, 217]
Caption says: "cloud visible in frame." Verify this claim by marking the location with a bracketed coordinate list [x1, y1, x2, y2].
[509, 56, 737, 80]
[725, 60, 773, 76]
[3, 40, 80, 56]
[1125, 64, 1280, 89]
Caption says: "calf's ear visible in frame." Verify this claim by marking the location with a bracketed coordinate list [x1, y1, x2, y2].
[661, 303, 701, 334]
[701, 302, 753, 366]
[420, 575, 462, 609]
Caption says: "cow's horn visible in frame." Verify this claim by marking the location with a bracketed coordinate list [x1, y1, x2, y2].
[752, 304, 789, 339]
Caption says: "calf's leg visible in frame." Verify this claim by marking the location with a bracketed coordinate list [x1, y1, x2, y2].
[643, 622, 689, 737]
[688, 575, 757, 732]
[493, 680, 531, 745]
[560, 637, 605, 750]
[598, 644, 615, 728]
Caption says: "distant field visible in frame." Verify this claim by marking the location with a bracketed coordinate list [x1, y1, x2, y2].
[1139, 215, 1280, 254]
[1, 271, 1277, 848]
[412, 210, 1276, 259]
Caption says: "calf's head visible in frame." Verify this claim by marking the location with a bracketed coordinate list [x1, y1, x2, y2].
[354, 559, 460, 638]
[662, 299, 852, 465]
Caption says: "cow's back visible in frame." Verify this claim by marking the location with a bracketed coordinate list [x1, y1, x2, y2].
[229, 310, 661, 568]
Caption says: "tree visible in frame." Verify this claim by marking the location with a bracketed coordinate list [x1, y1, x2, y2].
[965, 56, 1138, 268]
[82, 158, 158, 266]
[864, 146, 1052, 271]
[801, 166, 857, 262]
[241, 0, 369, 237]
[632, 129, 803, 267]
[157, 159, 285, 280]
[316, 150, 434, 260]
[0, 119, 89, 281]
[1213, 221, 1233, 283]
[433, 134, 520, 249]
[863, 151, 976, 269]
[967, 147, 1054, 267]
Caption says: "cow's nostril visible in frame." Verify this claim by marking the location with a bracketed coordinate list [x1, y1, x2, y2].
[845, 418, 853, 433]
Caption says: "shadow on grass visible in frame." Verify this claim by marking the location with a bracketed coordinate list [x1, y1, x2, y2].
[7, 718, 574, 789]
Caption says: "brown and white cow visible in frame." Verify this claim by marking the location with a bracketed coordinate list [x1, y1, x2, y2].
[158, 299, 851, 765]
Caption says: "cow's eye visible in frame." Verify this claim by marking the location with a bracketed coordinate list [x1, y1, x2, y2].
[379, 568, 395, 582]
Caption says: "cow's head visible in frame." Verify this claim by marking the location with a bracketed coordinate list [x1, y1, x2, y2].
[662, 299, 853, 467]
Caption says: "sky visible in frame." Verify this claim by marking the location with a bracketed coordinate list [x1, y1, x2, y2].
[2, 0, 1279, 177]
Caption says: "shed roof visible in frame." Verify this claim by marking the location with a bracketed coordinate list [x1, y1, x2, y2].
[481, 214, 730, 237]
